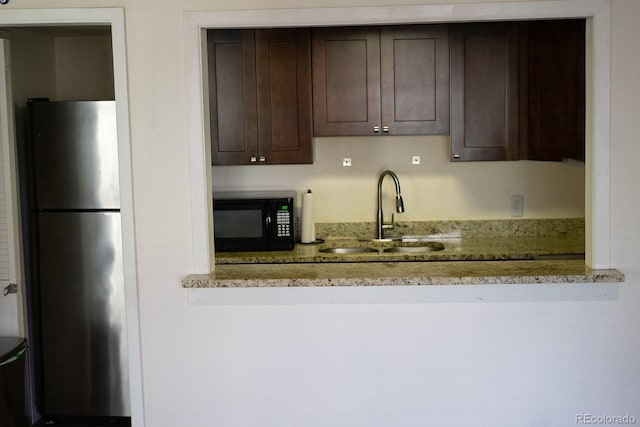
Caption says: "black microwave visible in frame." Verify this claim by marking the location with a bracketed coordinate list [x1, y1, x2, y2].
[213, 191, 296, 252]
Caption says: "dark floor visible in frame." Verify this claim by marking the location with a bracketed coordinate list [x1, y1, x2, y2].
[33, 417, 130, 427]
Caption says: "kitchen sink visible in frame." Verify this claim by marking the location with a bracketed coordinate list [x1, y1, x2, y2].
[359, 235, 445, 243]
[319, 241, 445, 255]
[383, 243, 444, 253]
[319, 247, 378, 254]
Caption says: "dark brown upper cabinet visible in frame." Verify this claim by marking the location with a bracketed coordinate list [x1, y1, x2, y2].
[525, 19, 585, 162]
[312, 25, 449, 137]
[450, 22, 521, 162]
[450, 20, 585, 162]
[207, 28, 313, 165]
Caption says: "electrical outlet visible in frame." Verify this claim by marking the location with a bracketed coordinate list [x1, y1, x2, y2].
[511, 195, 524, 217]
[342, 158, 352, 167]
[412, 155, 421, 165]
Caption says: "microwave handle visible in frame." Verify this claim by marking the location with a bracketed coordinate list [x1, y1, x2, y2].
[265, 214, 271, 229]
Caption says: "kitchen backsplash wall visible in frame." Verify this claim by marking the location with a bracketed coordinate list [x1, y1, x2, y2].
[212, 135, 585, 222]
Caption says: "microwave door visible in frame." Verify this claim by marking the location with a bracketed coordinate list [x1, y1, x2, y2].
[213, 204, 270, 252]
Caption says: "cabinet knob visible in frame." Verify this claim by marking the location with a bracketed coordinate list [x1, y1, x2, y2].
[250, 156, 257, 163]
[452, 153, 461, 159]
[259, 156, 266, 163]
[382, 126, 389, 133]
[373, 126, 380, 133]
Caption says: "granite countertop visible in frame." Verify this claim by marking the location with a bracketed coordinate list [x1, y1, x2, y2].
[182, 219, 625, 288]
[213, 235, 585, 264]
[183, 260, 624, 288]
[214, 218, 585, 264]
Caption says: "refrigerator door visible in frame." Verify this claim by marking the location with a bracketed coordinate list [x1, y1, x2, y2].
[31, 101, 120, 210]
[37, 212, 129, 417]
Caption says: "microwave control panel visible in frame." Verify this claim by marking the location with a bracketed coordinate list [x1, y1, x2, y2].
[276, 207, 291, 237]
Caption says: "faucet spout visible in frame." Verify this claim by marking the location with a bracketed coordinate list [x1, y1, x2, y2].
[377, 170, 405, 240]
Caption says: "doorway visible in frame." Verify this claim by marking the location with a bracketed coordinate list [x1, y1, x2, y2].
[0, 9, 143, 427]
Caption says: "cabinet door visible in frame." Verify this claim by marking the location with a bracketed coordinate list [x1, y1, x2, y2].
[450, 23, 520, 161]
[312, 27, 381, 136]
[256, 28, 313, 164]
[380, 25, 450, 135]
[208, 30, 258, 165]
[527, 19, 585, 161]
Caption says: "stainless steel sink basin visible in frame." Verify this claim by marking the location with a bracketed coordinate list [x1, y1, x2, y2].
[383, 241, 445, 253]
[319, 247, 378, 254]
[319, 241, 445, 254]
[383, 244, 444, 253]
[358, 237, 403, 243]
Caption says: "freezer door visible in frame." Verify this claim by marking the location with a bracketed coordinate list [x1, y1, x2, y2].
[37, 212, 129, 417]
[31, 101, 120, 210]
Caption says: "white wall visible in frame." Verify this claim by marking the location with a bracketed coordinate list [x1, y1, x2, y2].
[166, 2, 639, 426]
[2, 1, 639, 427]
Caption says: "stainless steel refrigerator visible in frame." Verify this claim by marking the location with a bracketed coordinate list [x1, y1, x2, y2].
[28, 100, 130, 419]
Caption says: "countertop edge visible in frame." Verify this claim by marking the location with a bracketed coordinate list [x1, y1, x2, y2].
[182, 261, 625, 289]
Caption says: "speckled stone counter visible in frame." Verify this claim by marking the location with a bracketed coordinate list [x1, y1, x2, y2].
[183, 260, 624, 288]
[182, 218, 624, 288]
[215, 219, 585, 264]
[213, 235, 584, 264]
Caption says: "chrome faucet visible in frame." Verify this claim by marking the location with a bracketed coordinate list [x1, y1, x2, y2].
[377, 170, 405, 240]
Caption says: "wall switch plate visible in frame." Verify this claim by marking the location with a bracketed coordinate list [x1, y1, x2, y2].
[511, 195, 524, 217]
[342, 158, 352, 167]
[412, 155, 421, 165]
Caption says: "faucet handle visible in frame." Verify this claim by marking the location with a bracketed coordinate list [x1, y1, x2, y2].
[382, 213, 395, 230]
